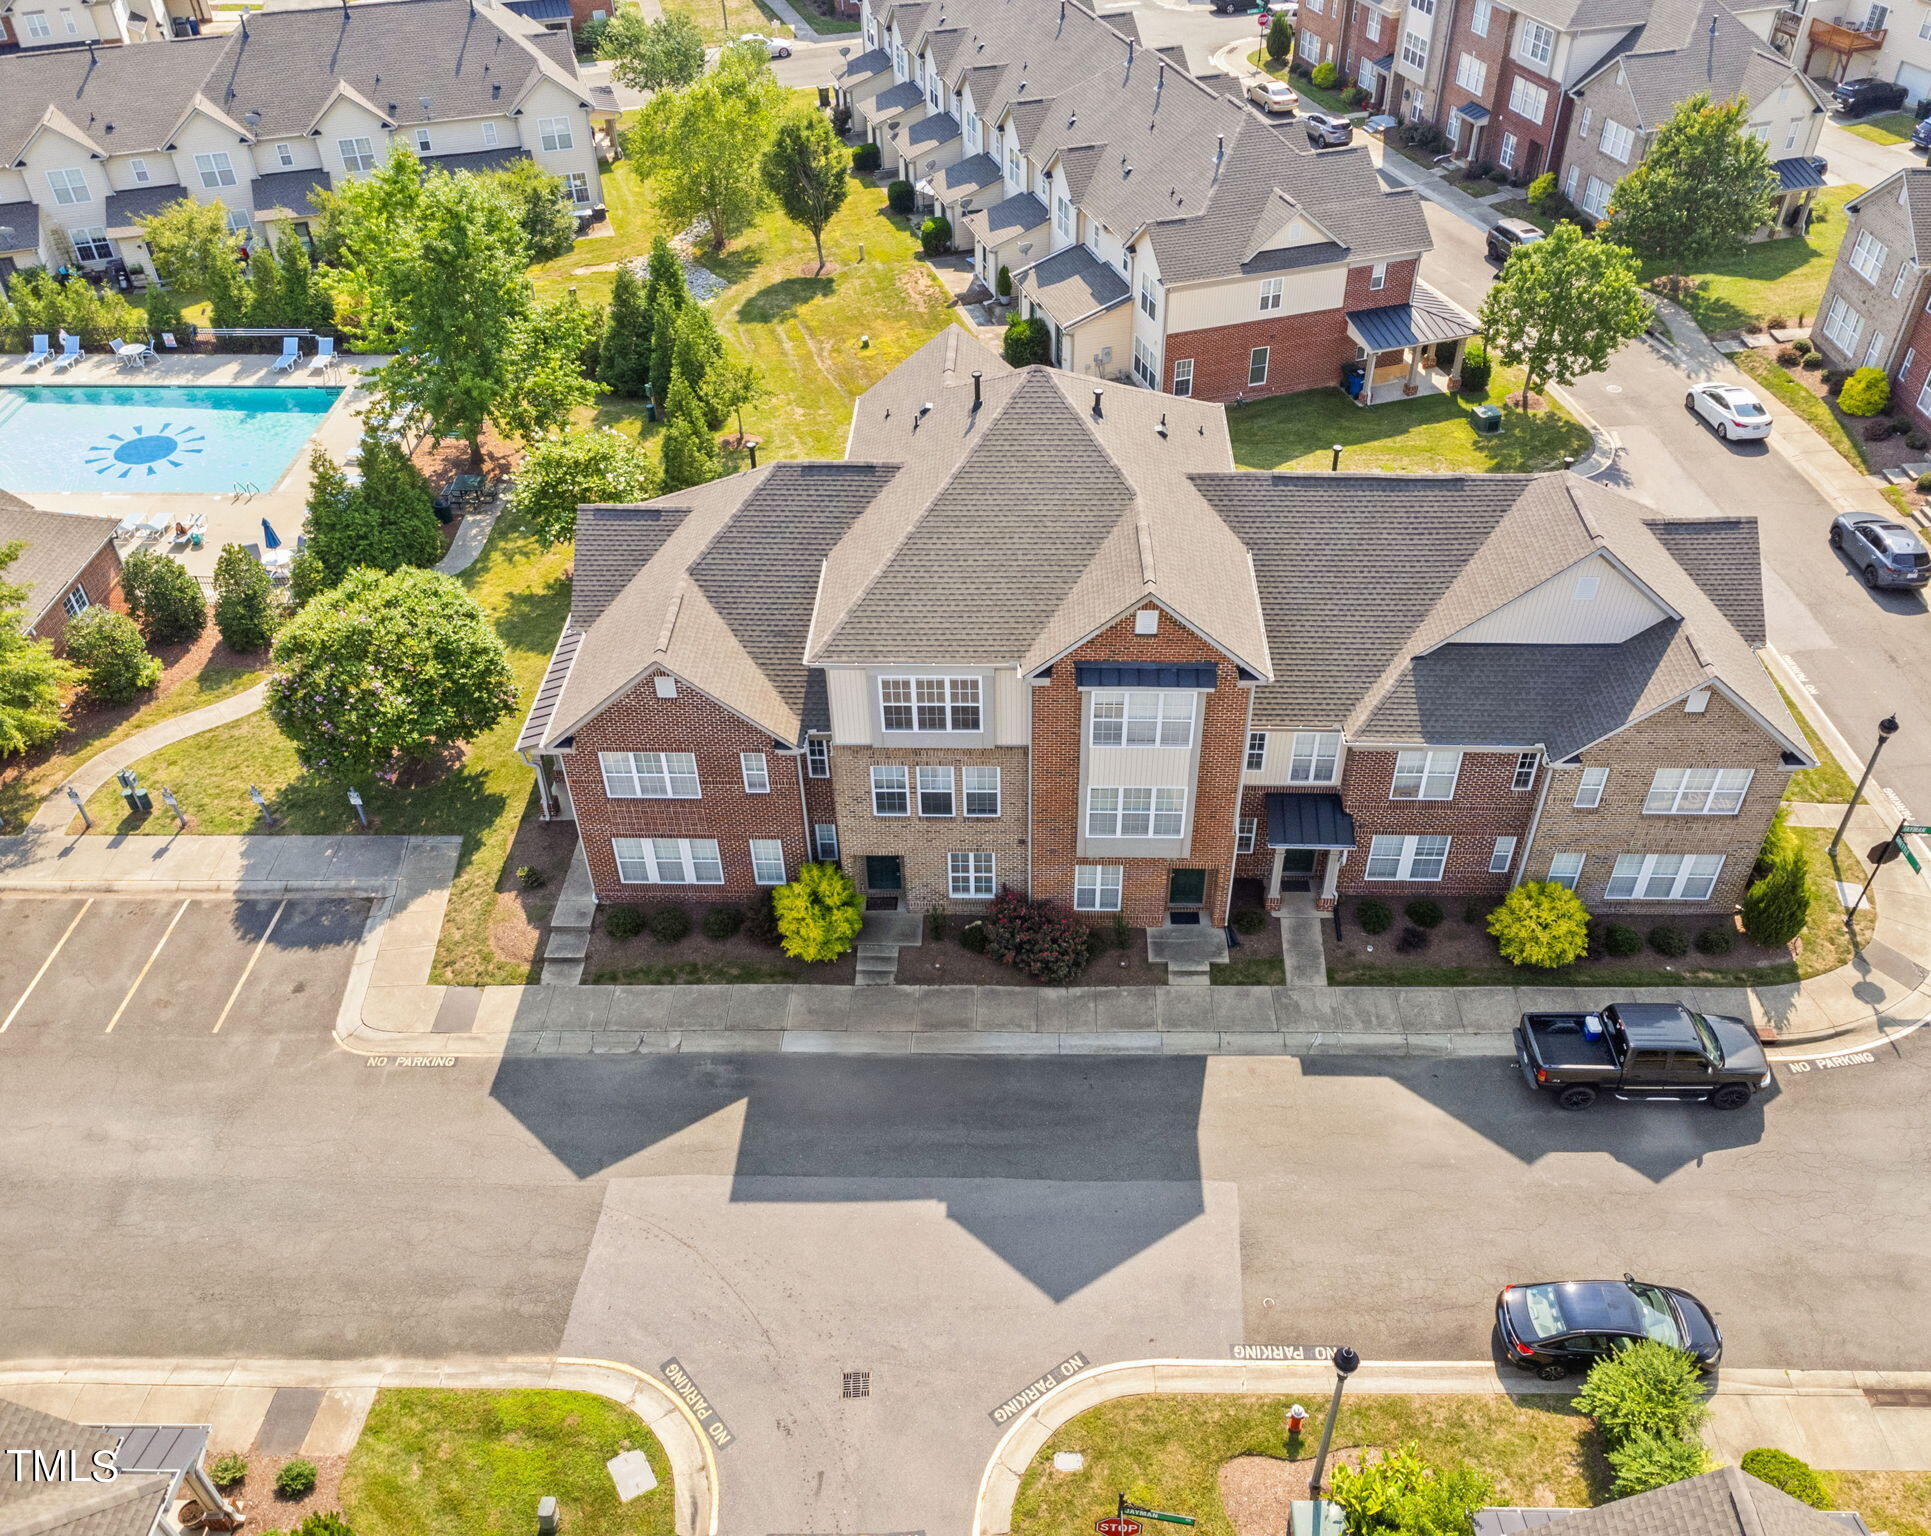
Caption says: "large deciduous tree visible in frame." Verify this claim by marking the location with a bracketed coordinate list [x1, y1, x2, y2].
[1478, 220, 1650, 408]
[762, 105, 851, 273]
[487, 157, 581, 264]
[513, 428, 661, 546]
[623, 42, 783, 251]
[598, 8, 706, 92]
[137, 196, 249, 326]
[266, 565, 515, 779]
[1598, 93, 1778, 275]
[0, 541, 80, 757]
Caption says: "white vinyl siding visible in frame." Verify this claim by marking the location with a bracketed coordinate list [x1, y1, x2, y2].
[1090, 690, 1194, 747]
[1604, 853, 1725, 901]
[599, 751, 699, 799]
[1075, 865, 1123, 911]
[948, 851, 996, 898]
[1364, 834, 1451, 881]
[1289, 732, 1342, 783]
[1389, 749, 1461, 800]
[871, 765, 910, 816]
[1643, 767, 1753, 815]
[1086, 786, 1185, 837]
[612, 837, 724, 885]
[880, 675, 981, 731]
[750, 839, 786, 885]
[740, 752, 770, 793]
[963, 766, 1001, 816]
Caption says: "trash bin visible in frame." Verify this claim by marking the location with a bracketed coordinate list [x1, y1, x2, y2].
[1471, 403, 1502, 434]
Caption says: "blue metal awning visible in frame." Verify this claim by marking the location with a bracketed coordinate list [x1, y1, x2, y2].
[1773, 155, 1826, 192]
[1074, 663, 1217, 689]
[1454, 101, 1490, 123]
[1266, 792, 1357, 850]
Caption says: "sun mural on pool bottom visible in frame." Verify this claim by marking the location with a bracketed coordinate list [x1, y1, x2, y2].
[85, 422, 209, 479]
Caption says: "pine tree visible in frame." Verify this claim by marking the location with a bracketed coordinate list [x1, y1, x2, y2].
[245, 245, 284, 329]
[643, 239, 690, 408]
[659, 369, 721, 491]
[354, 433, 445, 571]
[302, 450, 380, 588]
[212, 542, 280, 653]
[600, 265, 653, 397]
[672, 304, 726, 427]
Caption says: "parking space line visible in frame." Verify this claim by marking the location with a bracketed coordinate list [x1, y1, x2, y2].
[212, 900, 285, 1035]
[105, 899, 191, 1034]
[1, 898, 94, 1034]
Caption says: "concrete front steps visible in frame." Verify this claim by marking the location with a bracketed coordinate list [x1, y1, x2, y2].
[855, 907, 922, 986]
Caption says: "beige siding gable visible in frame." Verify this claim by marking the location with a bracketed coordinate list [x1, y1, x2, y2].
[1445, 553, 1670, 647]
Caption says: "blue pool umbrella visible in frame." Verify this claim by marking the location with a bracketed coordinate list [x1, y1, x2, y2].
[261, 518, 281, 550]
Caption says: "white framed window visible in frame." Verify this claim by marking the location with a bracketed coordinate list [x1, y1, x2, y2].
[1075, 865, 1123, 911]
[225, 208, 253, 238]
[1289, 731, 1342, 783]
[1850, 230, 1888, 284]
[879, 675, 981, 731]
[871, 765, 909, 816]
[1007, 149, 1022, 183]
[1246, 732, 1268, 772]
[1411, 0, 1433, 15]
[1358, 55, 1378, 89]
[1369, 261, 1387, 291]
[740, 752, 771, 794]
[415, 128, 433, 154]
[62, 584, 90, 618]
[917, 766, 956, 817]
[1903, 348, 1918, 381]
[1172, 358, 1194, 397]
[1605, 853, 1726, 902]
[1546, 851, 1584, 890]
[1090, 690, 1194, 747]
[1578, 106, 1592, 138]
[1259, 277, 1284, 312]
[129, 158, 151, 184]
[1644, 767, 1753, 815]
[1390, 749, 1461, 800]
[1574, 766, 1608, 808]
[750, 839, 786, 885]
[1132, 336, 1161, 388]
[1785, 118, 1801, 150]
[482, 121, 501, 148]
[654, 675, 678, 699]
[1564, 164, 1580, 199]
[1471, 0, 1491, 33]
[1364, 10, 1381, 41]
[1822, 296, 1862, 353]
[1512, 751, 1539, 791]
[948, 851, 996, 898]
[1237, 817, 1259, 854]
[1139, 277, 1158, 319]
[23, 11, 51, 37]
[1249, 346, 1270, 387]
[538, 116, 574, 152]
[564, 171, 592, 206]
[1364, 833, 1451, 881]
[1864, 329, 1888, 369]
[60, 7, 76, 32]
[814, 823, 840, 860]
[611, 836, 725, 885]
[1086, 786, 1186, 837]
[1600, 119, 1635, 164]
[46, 167, 88, 205]
[1489, 835, 1517, 873]
[807, 738, 830, 778]
[964, 766, 1001, 817]
[1455, 53, 1486, 94]
[1056, 196, 1072, 236]
[338, 137, 376, 174]
[1508, 78, 1548, 124]
[1684, 688, 1710, 714]
[1499, 132, 1518, 171]
[71, 227, 111, 262]
[599, 751, 700, 799]
[1519, 18, 1554, 63]
[1581, 177, 1613, 219]
[1400, 28, 1428, 68]
[276, 142, 296, 167]
[1917, 372, 1931, 415]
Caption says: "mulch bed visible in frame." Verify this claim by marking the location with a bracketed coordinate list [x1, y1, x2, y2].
[1778, 359, 1926, 476]
[1219, 1449, 1366, 1536]
[214, 1453, 348, 1527]
[489, 808, 581, 977]
[408, 422, 519, 491]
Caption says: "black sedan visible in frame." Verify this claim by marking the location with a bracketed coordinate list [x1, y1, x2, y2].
[1495, 1275, 1722, 1380]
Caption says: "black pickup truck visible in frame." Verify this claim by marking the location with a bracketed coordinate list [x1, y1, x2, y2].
[1514, 1002, 1771, 1110]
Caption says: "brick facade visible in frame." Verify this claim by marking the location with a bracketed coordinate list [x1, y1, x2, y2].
[828, 744, 1029, 914]
[1295, 0, 1347, 73]
[1897, 298, 1931, 430]
[562, 674, 813, 903]
[28, 539, 126, 649]
[1336, 748, 1539, 898]
[1438, 4, 1509, 157]
[1163, 309, 1351, 401]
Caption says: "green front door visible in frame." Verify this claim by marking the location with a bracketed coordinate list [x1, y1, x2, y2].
[1168, 868, 1208, 908]
[865, 855, 903, 892]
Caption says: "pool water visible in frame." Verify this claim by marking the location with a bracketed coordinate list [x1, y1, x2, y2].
[0, 385, 342, 495]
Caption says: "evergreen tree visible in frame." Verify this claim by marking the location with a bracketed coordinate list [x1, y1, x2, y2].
[354, 433, 445, 571]
[0, 541, 80, 758]
[600, 265, 653, 397]
[301, 451, 379, 588]
[672, 303, 726, 427]
[212, 542, 280, 653]
[245, 242, 284, 329]
[120, 550, 206, 645]
[659, 369, 721, 491]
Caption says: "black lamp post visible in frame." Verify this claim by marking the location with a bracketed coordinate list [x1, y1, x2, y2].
[1829, 714, 1900, 857]
[1308, 1347, 1360, 1500]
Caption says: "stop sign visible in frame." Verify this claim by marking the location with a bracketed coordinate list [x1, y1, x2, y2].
[1097, 1520, 1142, 1536]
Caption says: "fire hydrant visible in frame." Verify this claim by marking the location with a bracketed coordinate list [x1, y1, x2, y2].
[1287, 1404, 1308, 1436]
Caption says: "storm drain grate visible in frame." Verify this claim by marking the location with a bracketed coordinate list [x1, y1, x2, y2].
[1867, 1389, 1931, 1408]
[842, 1371, 871, 1399]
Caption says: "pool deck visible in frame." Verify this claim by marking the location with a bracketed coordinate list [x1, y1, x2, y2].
[0, 349, 389, 583]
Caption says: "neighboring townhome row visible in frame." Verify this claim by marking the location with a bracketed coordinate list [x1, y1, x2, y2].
[835, 0, 1477, 405]
[0, 0, 212, 52]
[1810, 168, 1931, 438]
[0, 0, 603, 285]
[518, 328, 1811, 932]
[0, 490, 125, 647]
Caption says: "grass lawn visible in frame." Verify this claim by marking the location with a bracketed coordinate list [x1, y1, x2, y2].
[1247, 50, 1354, 115]
[1833, 1472, 1931, 1536]
[1012, 1393, 1607, 1536]
[1653, 186, 1862, 333]
[1492, 198, 1559, 233]
[659, 0, 793, 45]
[1839, 111, 1919, 146]
[1733, 348, 1875, 475]
[342, 1389, 675, 1536]
[81, 508, 572, 988]
[1227, 366, 1593, 475]
[793, 0, 864, 31]
[1776, 680, 1857, 803]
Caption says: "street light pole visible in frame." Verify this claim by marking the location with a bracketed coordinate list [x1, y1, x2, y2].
[1830, 714, 1900, 857]
[1308, 1347, 1360, 1500]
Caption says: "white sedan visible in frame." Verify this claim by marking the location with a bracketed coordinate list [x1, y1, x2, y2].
[1246, 76, 1301, 113]
[738, 32, 792, 57]
[1685, 382, 1772, 440]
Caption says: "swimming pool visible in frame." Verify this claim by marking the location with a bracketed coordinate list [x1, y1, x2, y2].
[0, 385, 342, 495]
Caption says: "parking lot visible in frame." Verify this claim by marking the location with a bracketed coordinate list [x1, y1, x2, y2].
[0, 894, 368, 1040]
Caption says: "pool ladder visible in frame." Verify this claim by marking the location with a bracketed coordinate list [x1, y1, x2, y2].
[231, 481, 260, 501]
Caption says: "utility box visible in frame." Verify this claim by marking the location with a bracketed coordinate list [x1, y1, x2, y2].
[1471, 404, 1502, 435]
[1290, 1501, 1346, 1536]
[536, 1496, 558, 1534]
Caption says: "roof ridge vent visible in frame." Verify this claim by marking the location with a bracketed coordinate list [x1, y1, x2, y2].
[1135, 507, 1156, 588]
[655, 579, 686, 656]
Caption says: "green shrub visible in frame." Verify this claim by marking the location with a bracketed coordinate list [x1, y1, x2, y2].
[1801, 353, 1826, 371]
[982, 888, 1092, 983]
[1740, 1448, 1830, 1508]
[1790, 337, 1812, 355]
[1839, 366, 1890, 416]
[1310, 59, 1338, 88]
[1602, 923, 1644, 957]
[1002, 316, 1053, 366]
[1526, 171, 1558, 209]
[1694, 925, 1735, 956]
[1487, 880, 1590, 968]
[1330, 1443, 1493, 1536]
[1357, 898, 1393, 934]
[1648, 923, 1689, 957]
[274, 1459, 317, 1499]
[65, 607, 161, 704]
[604, 904, 646, 940]
[1573, 1339, 1709, 1445]
[1458, 339, 1491, 394]
[773, 861, 865, 962]
[212, 542, 279, 654]
[1607, 1429, 1709, 1498]
[925, 905, 950, 942]
[295, 1516, 353, 1536]
[1265, 10, 1293, 60]
[649, 903, 691, 942]
[703, 905, 744, 940]
[1111, 910, 1131, 950]
[1741, 809, 1810, 947]
[1232, 907, 1268, 934]
[208, 1453, 248, 1489]
[1776, 346, 1802, 367]
[1919, 470, 1931, 493]
[959, 920, 989, 953]
[851, 142, 881, 173]
[743, 888, 780, 945]
[516, 865, 546, 890]
[996, 264, 1013, 299]
[919, 215, 952, 255]
[1404, 898, 1444, 929]
[886, 179, 914, 214]
[121, 549, 207, 645]
[1396, 925, 1430, 953]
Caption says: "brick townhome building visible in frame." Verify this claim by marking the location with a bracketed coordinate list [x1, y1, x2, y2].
[0, 492, 125, 647]
[521, 329, 1810, 932]
[837, 0, 1479, 407]
[1811, 169, 1931, 433]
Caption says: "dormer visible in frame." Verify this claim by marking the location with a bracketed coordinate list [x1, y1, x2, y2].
[1434, 552, 1674, 647]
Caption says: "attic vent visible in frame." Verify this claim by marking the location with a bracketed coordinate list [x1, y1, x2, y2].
[594, 506, 663, 521]
[798, 463, 881, 477]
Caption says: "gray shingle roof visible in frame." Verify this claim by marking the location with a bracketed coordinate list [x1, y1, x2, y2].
[425, 147, 533, 176]
[931, 151, 1003, 200]
[1643, 517, 1765, 645]
[571, 501, 691, 626]
[1572, 0, 1826, 128]
[1849, 168, 1931, 264]
[0, 202, 41, 254]
[0, 499, 123, 630]
[963, 189, 1048, 244]
[905, 110, 962, 150]
[839, 45, 893, 81]
[1013, 241, 1130, 327]
[867, 79, 926, 118]
[1521, 1468, 1863, 1536]
[102, 182, 190, 233]
[0, 1398, 173, 1536]
[250, 166, 331, 217]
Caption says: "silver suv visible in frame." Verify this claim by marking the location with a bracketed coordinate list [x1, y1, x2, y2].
[1831, 512, 1931, 589]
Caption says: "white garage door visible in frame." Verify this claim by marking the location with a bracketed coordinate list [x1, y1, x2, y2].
[1897, 61, 1931, 105]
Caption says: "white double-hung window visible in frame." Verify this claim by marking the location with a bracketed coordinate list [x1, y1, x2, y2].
[750, 840, 786, 885]
[338, 137, 376, 173]
[1090, 691, 1194, 747]
[1644, 767, 1753, 815]
[1364, 834, 1451, 881]
[1599, 119, 1635, 163]
[1574, 766, 1609, 808]
[740, 752, 771, 793]
[871, 765, 910, 816]
[1455, 54, 1486, 94]
[879, 675, 981, 731]
[611, 837, 724, 885]
[963, 766, 1001, 816]
[916, 766, 956, 816]
[1508, 78, 1548, 124]
[1075, 865, 1123, 911]
[1389, 749, 1460, 800]
[1289, 731, 1342, 783]
[948, 852, 996, 898]
[1259, 277, 1284, 312]
[1519, 18, 1554, 64]
[599, 751, 700, 798]
[1546, 852, 1584, 890]
[538, 115, 574, 151]
[1086, 787, 1185, 837]
[1604, 853, 1725, 901]
[1850, 230, 1888, 284]
[46, 167, 88, 205]
[195, 151, 238, 188]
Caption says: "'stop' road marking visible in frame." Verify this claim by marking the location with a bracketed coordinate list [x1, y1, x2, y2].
[0, 898, 93, 1034]
[212, 899, 285, 1035]
[105, 899, 191, 1033]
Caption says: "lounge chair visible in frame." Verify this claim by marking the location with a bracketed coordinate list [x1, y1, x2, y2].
[51, 336, 82, 371]
[272, 336, 300, 372]
[306, 336, 335, 375]
[23, 335, 50, 370]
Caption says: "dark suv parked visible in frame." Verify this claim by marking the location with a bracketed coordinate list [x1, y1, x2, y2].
[1832, 77, 1910, 116]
